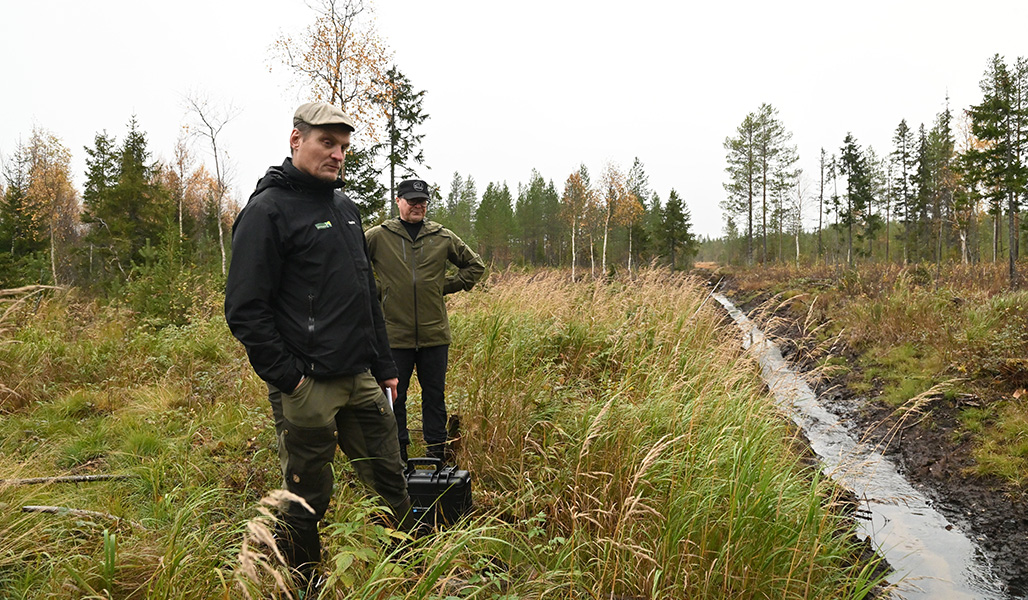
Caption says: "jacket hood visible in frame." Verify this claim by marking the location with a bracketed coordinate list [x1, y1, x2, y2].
[251, 158, 343, 201]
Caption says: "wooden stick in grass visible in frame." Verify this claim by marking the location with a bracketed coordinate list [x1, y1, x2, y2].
[21, 505, 145, 530]
[0, 474, 132, 486]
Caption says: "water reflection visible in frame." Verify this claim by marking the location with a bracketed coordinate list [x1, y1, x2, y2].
[714, 293, 1007, 600]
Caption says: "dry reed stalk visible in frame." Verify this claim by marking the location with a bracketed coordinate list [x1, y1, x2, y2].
[859, 379, 960, 455]
[234, 490, 314, 600]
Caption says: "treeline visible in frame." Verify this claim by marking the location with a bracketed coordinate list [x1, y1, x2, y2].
[420, 161, 698, 278]
[0, 118, 231, 294]
[0, 117, 699, 300]
[715, 54, 1028, 285]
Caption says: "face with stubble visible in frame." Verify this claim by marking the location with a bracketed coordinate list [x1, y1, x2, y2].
[290, 125, 351, 182]
[396, 195, 428, 223]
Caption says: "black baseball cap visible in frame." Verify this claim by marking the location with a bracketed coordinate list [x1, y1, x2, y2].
[397, 179, 430, 200]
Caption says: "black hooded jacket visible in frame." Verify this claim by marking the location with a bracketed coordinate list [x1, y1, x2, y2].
[224, 159, 397, 393]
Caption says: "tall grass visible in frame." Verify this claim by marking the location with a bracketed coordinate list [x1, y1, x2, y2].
[437, 269, 880, 599]
[0, 270, 882, 598]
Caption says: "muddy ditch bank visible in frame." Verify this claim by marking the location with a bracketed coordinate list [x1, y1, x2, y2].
[712, 283, 1028, 599]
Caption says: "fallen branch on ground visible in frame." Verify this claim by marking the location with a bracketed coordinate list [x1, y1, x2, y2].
[21, 505, 145, 530]
[0, 474, 132, 486]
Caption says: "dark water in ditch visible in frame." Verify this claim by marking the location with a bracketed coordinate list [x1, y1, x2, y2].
[714, 293, 1010, 600]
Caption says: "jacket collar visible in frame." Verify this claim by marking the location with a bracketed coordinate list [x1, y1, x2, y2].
[251, 158, 344, 202]
[281, 158, 344, 192]
[383, 217, 442, 241]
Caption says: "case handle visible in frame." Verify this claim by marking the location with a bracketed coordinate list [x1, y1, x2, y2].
[406, 457, 444, 472]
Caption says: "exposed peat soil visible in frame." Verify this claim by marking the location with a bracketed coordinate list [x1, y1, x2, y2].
[719, 282, 1028, 599]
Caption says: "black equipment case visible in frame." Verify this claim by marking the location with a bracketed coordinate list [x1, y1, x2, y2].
[405, 458, 472, 526]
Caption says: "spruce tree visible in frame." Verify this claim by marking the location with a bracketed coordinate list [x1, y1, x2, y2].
[515, 171, 551, 265]
[344, 145, 388, 219]
[645, 191, 664, 264]
[475, 181, 514, 265]
[381, 66, 429, 216]
[838, 133, 873, 266]
[82, 117, 171, 278]
[446, 174, 476, 243]
[662, 189, 695, 270]
[927, 104, 957, 265]
[863, 147, 887, 258]
[0, 143, 38, 259]
[967, 54, 1027, 284]
[625, 157, 650, 272]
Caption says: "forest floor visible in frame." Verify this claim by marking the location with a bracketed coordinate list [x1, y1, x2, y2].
[708, 268, 1028, 599]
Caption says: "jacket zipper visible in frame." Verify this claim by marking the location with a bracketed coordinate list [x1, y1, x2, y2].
[308, 292, 316, 372]
[408, 230, 419, 350]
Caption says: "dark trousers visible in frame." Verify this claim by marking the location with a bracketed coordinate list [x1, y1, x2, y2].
[267, 371, 413, 576]
[391, 345, 449, 455]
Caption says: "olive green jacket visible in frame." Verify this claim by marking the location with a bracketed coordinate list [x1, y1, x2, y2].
[365, 219, 485, 349]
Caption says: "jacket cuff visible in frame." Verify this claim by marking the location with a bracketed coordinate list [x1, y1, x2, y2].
[273, 370, 304, 394]
[372, 358, 399, 382]
[443, 278, 462, 295]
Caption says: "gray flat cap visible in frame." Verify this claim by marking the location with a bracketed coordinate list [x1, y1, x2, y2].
[293, 102, 355, 131]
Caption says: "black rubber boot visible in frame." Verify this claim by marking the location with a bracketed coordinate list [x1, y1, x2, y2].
[275, 522, 322, 593]
[425, 443, 446, 462]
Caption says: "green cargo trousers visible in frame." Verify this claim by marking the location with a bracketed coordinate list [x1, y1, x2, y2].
[268, 370, 411, 528]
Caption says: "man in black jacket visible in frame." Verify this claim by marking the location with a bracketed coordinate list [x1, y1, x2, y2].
[225, 102, 412, 591]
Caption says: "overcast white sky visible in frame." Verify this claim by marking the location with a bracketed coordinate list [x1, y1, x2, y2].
[2, 0, 1027, 238]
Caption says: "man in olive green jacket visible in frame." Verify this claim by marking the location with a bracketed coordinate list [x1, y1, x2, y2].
[365, 179, 485, 463]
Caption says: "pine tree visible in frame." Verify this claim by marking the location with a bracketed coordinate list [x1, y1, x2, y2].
[722, 112, 760, 265]
[891, 120, 917, 263]
[755, 104, 799, 263]
[722, 104, 797, 265]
